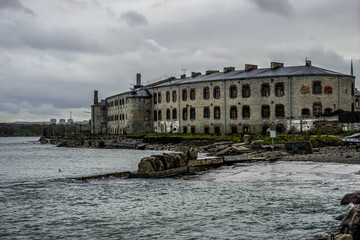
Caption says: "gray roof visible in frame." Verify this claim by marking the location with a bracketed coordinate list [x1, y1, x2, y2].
[128, 89, 152, 98]
[149, 65, 353, 88]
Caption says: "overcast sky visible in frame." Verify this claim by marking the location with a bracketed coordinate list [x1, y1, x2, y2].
[0, 0, 359, 122]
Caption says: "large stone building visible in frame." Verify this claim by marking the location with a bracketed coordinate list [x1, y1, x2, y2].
[91, 60, 356, 135]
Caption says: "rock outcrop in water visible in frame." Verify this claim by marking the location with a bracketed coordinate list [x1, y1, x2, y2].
[338, 205, 360, 239]
[341, 191, 360, 205]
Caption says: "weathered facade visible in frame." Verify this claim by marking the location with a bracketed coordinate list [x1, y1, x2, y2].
[91, 61, 356, 135]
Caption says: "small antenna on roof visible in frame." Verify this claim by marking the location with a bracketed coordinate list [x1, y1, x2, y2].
[182, 69, 186, 75]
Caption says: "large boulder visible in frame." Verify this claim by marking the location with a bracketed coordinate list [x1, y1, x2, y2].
[138, 157, 155, 173]
[162, 153, 176, 169]
[168, 152, 187, 167]
[148, 156, 165, 171]
[175, 146, 197, 160]
[339, 205, 360, 240]
[341, 191, 360, 205]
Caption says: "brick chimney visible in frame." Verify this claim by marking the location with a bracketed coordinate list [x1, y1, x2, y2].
[305, 59, 312, 66]
[191, 72, 201, 78]
[205, 70, 219, 75]
[94, 90, 98, 104]
[270, 62, 284, 69]
[223, 67, 235, 73]
[245, 64, 258, 71]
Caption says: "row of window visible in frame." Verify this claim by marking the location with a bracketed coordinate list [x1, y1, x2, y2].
[108, 98, 126, 108]
[181, 124, 286, 134]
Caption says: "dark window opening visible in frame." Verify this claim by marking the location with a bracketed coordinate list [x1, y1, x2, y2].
[230, 106, 237, 119]
[261, 105, 270, 118]
[276, 124, 285, 133]
[275, 104, 285, 118]
[158, 92, 162, 103]
[324, 108, 332, 115]
[154, 110, 157, 121]
[182, 108, 188, 120]
[243, 125, 250, 133]
[182, 89, 187, 101]
[190, 126, 195, 134]
[262, 125, 269, 135]
[172, 108, 177, 120]
[204, 107, 210, 118]
[213, 86, 220, 99]
[214, 106, 221, 119]
[301, 108, 310, 117]
[190, 89, 196, 100]
[242, 105, 250, 119]
[153, 93, 157, 104]
[214, 126, 220, 135]
[275, 83, 284, 97]
[158, 110, 162, 121]
[230, 85, 237, 98]
[183, 126, 188, 133]
[203, 87, 210, 100]
[172, 90, 177, 102]
[261, 83, 270, 97]
[204, 126, 210, 134]
[231, 126, 237, 134]
[166, 109, 171, 120]
[190, 107, 196, 120]
[166, 91, 170, 103]
[242, 84, 250, 98]
[313, 81, 322, 94]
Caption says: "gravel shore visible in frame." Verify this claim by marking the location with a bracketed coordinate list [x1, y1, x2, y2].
[281, 145, 360, 164]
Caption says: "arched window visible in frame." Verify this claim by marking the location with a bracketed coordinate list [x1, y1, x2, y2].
[203, 87, 210, 100]
[190, 107, 196, 120]
[261, 105, 270, 118]
[242, 105, 250, 118]
[275, 83, 284, 97]
[213, 86, 220, 99]
[182, 108, 188, 120]
[229, 85, 237, 98]
[214, 106, 221, 119]
[242, 84, 250, 98]
[230, 106, 237, 119]
[261, 83, 270, 97]
[172, 90, 177, 102]
[166, 91, 170, 103]
[182, 89, 187, 101]
[275, 104, 285, 118]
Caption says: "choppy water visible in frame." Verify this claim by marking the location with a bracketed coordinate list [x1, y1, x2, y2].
[1, 137, 360, 239]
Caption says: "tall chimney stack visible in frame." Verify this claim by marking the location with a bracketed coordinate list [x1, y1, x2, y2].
[136, 73, 141, 86]
[94, 90, 99, 104]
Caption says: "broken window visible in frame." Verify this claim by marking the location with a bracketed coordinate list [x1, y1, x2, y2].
[214, 126, 220, 135]
[203, 107, 210, 118]
[153, 93, 157, 104]
[213, 86, 220, 99]
[190, 88, 196, 100]
[191, 126, 195, 134]
[313, 81, 322, 94]
[182, 89, 187, 101]
[242, 84, 250, 98]
[204, 126, 210, 134]
[166, 109, 171, 120]
[301, 108, 310, 117]
[203, 87, 210, 100]
[276, 124, 285, 133]
[275, 83, 284, 97]
[275, 104, 285, 118]
[182, 108, 188, 120]
[261, 83, 270, 97]
[231, 125, 238, 134]
[183, 126, 188, 133]
[214, 106, 221, 119]
[261, 105, 270, 118]
[230, 106, 237, 119]
[242, 105, 250, 118]
[172, 108, 177, 120]
[313, 102, 322, 116]
[158, 92, 162, 103]
[230, 85, 237, 98]
[154, 110, 157, 121]
[190, 107, 196, 120]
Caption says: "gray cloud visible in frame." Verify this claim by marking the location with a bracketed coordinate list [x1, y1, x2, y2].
[252, 0, 294, 16]
[120, 10, 148, 26]
[0, 0, 33, 15]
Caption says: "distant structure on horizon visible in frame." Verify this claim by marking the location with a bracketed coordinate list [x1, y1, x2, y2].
[91, 60, 357, 135]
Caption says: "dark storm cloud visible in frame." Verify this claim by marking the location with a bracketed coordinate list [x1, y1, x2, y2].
[120, 11, 148, 26]
[0, 0, 33, 15]
[252, 0, 294, 16]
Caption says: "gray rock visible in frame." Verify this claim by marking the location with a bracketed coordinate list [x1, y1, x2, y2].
[341, 191, 360, 205]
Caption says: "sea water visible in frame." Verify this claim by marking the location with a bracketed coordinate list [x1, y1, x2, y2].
[1, 137, 360, 239]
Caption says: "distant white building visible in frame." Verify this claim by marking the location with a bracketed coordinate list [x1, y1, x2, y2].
[50, 119, 57, 125]
[59, 119, 66, 125]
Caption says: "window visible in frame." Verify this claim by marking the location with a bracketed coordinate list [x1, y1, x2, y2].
[158, 110, 162, 121]
[204, 126, 210, 134]
[276, 124, 285, 133]
[158, 92, 162, 103]
[182, 108, 188, 120]
[214, 106, 221, 119]
[190, 89, 196, 100]
[203, 87, 210, 100]
[214, 126, 220, 135]
[261, 83, 270, 97]
[261, 105, 270, 118]
[324, 86, 333, 94]
[313, 81, 322, 94]
[242, 84, 250, 98]
[313, 103, 322, 116]
[213, 86, 220, 99]
[172, 90, 177, 102]
[230, 85, 237, 98]
[275, 83, 284, 97]
[301, 108, 310, 117]
[242, 105, 250, 118]
[230, 125, 238, 134]
[191, 126, 196, 134]
[261, 125, 269, 135]
[153, 93, 157, 104]
[182, 89, 187, 101]
[243, 125, 250, 133]
[203, 107, 210, 118]
[166, 91, 170, 103]
[154, 110, 157, 121]
[190, 107, 196, 120]
[324, 108, 332, 115]
[166, 109, 171, 120]
[275, 104, 285, 118]
[172, 108, 177, 120]
[230, 106, 237, 119]
[183, 126, 188, 133]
